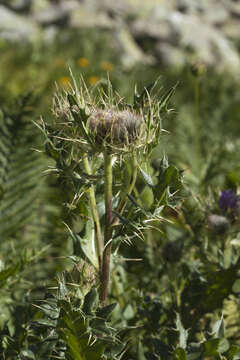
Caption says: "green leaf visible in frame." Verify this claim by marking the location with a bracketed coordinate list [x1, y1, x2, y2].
[218, 338, 230, 354]
[139, 167, 154, 188]
[57, 299, 105, 360]
[137, 340, 146, 360]
[66, 221, 98, 268]
[58, 274, 68, 300]
[160, 165, 180, 190]
[226, 345, 240, 360]
[175, 313, 188, 349]
[181, 265, 239, 320]
[84, 343, 105, 360]
[204, 338, 220, 356]
[133, 82, 157, 109]
[68, 95, 92, 144]
[112, 210, 129, 225]
[127, 194, 148, 215]
[212, 315, 225, 338]
[58, 301, 88, 359]
[157, 187, 169, 205]
[38, 300, 59, 320]
[20, 350, 36, 359]
[174, 348, 187, 360]
[33, 318, 57, 327]
[67, 93, 78, 107]
[82, 287, 98, 315]
[0, 262, 21, 287]
[140, 187, 154, 209]
[159, 83, 178, 112]
[203, 338, 229, 356]
[232, 279, 240, 293]
[96, 303, 117, 320]
[154, 164, 182, 202]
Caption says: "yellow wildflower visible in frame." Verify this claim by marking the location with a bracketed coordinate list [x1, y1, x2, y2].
[77, 57, 89, 68]
[100, 61, 114, 71]
[59, 76, 71, 89]
[88, 76, 100, 85]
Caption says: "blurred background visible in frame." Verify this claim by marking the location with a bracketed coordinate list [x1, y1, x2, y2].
[2, 0, 240, 96]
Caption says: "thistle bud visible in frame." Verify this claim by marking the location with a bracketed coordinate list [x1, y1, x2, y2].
[88, 109, 142, 148]
[190, 61, 206, 78]
[208, 214, 230, 235]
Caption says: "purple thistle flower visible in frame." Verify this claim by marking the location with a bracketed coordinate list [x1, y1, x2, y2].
[218, 189, 239, 214]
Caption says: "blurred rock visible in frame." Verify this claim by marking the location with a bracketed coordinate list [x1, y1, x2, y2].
[203, 4, 229, 26]
[169, 11, 240, 71]
[70, 4, 113, 29]
[1, 0, 240, 73]
[7, 0, 32, 14]
[115, 26, 153, 68]
[155, 42, 185, 67]
[99, 0, 130, 19]
[34, 3, 71, 27]
[228, 1, 240, 18]
[0, 5, 39, 42]
[223, 19, 240, 39]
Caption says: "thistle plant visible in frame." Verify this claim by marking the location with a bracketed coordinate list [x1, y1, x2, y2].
[39, 72, 175, 306]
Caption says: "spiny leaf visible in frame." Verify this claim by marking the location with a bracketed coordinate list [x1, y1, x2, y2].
[133, 81, 157, 109]
[112, 210, 129, 225]
[57, 298, 106, 360]
[159, 83, 178, 112]
[96, 303, 117, 320]
[212, 315, 225, 338]
[82, 287, 98, 315]
[139, 167, 154, 188]
[175, 313, 188, 350]
[127, 193, 148, 216]
[174, 347, 187, 360]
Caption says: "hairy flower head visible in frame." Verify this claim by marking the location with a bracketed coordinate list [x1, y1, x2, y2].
[47, 73, 170, 158]
[208, 214, 230, 235]
[88, 108, 142, 147]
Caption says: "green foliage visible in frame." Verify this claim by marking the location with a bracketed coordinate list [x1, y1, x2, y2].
[0, 93, 44, 238]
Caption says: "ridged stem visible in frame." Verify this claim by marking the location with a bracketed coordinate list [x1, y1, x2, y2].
[82, 153, 103, 271]
[116, 152, 138, 218]
[194, 77, 202, 163]
[100, 150, 113, 305]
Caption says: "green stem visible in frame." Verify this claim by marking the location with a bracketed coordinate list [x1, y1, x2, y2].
[194, 77, 202, 162]
[133, 185, 143, 208]
[100, 150, 113, 305]
[116, 152, 138, 218]
[82, 153, 103, 270]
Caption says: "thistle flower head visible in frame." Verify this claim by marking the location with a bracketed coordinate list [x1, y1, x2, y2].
[88, 108, 142, 147]
[190, 61, 206, 78]
[48, 73, 167, 158]
[42, 74, 172, 159]
[218, 189, 239, 214]
[208, 214, 230, 235]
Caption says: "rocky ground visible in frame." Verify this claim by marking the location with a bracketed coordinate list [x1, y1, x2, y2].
[1, 0, 240, 73]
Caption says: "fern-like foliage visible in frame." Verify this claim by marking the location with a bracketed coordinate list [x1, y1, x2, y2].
[0, 93, 44, 240]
